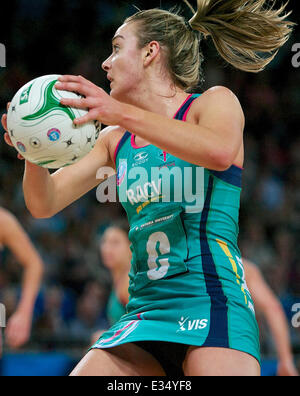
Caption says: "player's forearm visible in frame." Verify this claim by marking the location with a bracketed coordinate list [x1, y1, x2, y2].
[23, 161, 56, 218]
[17, 259, 43, 316]
[119, 104, 234, 171]
[264, 302, 294, 362]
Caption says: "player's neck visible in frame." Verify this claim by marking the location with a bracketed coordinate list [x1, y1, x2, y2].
[140, 92, 189, 118]
[121, 78, 189, 119]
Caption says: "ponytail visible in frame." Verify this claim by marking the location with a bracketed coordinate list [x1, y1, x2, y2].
[187, 0, 295, 72]
[125, 1, 294, 92]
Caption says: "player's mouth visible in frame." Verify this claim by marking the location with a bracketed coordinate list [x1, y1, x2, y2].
[108, 77, 114, 89]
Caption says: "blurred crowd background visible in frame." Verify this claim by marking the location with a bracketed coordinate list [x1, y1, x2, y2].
[0, 0, 299, 375]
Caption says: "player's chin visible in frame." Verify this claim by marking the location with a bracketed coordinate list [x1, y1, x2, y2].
[109, 87, 119, 99]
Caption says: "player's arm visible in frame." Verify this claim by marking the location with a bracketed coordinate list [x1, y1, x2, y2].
[23, 126, 115, 218]
[2, 110, 115, 218]
[0, 209, 44, 348]
[118, 273, 130, 306]
[55, 76, 244, 171]
[244, 258, 299, 377]
[120, 86, 244, 170]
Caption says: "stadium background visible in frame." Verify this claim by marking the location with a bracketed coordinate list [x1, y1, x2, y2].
[0, 0, 299, 376]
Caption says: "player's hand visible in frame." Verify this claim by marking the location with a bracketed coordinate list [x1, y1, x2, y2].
[5, 309, 32, 349]
[1, 102, 13, 145]
[55, 75, 124, 126]
[1, 103, 24, 160]
[277, 359, 299, 376]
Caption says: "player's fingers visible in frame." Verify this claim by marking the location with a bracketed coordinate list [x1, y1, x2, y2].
[6, 336, 19, 349]
[58, 75, 82, 82]
[55, 81, 91, 97]
[60, 97, 89, 109]
[6, 102, 11, 112]
[5, 327, 15, 346]
[58, 75, 91, 85]
[4, 132, 14, 147]
[9, 333, 26, 348]
[1, 114, 8, 132]
[74, 110, 98, 125]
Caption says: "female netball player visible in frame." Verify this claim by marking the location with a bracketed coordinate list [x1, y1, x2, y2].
[2, 0, 294, 376]
[91, 222, 131, 344]
[100, 222, 131, 326]
[0, 208, 43, 355]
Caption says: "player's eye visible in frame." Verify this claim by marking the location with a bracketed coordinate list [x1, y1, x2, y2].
[112, 45, 120, 53]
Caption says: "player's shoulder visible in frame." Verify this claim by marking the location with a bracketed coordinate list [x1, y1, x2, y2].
[195, 86, 241, 107]
[96, 125, 128, 167]
[99, 125, 127, 139]
[100, 125, 127, 148]
[94, 125, 126, 148]
[190, 86, 244, 121]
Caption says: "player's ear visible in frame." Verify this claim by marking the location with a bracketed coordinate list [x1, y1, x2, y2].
[143, 41, 160, 66]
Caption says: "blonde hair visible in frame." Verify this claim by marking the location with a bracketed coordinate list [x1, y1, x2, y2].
[125, 0, 295, 90]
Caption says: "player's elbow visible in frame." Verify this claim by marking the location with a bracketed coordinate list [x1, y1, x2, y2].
[27, 205, 54, 219]
[25, 194, 56, 219]
[209, 150, 234, 171]
[30, 211, 51, 220]
[30, 257, 44, 277]
[36, 258, 44, 278]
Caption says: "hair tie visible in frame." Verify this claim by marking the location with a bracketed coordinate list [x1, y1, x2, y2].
[185, 20, 194, 32]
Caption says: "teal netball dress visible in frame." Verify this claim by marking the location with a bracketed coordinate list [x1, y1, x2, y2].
[92, 94, 260, 372]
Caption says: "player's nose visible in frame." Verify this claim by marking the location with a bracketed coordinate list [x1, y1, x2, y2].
[102, 57, 111, 72]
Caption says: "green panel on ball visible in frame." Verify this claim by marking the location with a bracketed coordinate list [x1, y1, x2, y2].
[22, 80, 76, 122]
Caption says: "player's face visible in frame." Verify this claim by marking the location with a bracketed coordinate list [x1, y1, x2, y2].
[100, 228, 131, 270]
[102, 22, 145, 101]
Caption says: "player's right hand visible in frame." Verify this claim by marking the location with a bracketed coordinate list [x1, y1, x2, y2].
[1, 103, 24, 160]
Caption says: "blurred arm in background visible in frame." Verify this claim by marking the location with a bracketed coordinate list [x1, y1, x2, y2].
[243, 258, 299, 377]
[0, 208, 44, 350]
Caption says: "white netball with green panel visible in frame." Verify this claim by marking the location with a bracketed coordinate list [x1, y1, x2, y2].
[6, 74, 101, 169]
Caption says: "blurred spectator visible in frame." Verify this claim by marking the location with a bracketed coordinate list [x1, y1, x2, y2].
[68, 281, 108, 342]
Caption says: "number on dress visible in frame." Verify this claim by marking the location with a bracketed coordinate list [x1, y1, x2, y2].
[147, 232, 170, 280]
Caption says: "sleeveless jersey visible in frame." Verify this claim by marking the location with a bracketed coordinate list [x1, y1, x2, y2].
[115, 94, 251, 306]
[93, 94, 260, 365]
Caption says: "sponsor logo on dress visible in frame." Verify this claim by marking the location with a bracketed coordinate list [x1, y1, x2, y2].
[96, 160, 206, 214]
[177, 317, 208, 333]
[117, 160, 128, 187]
[133, 152, 149, 167]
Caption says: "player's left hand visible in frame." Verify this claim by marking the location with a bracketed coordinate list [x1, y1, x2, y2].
[55, 75, 123, 126]
[5, 309, 32, 349]
[277, 359, 299, 376]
